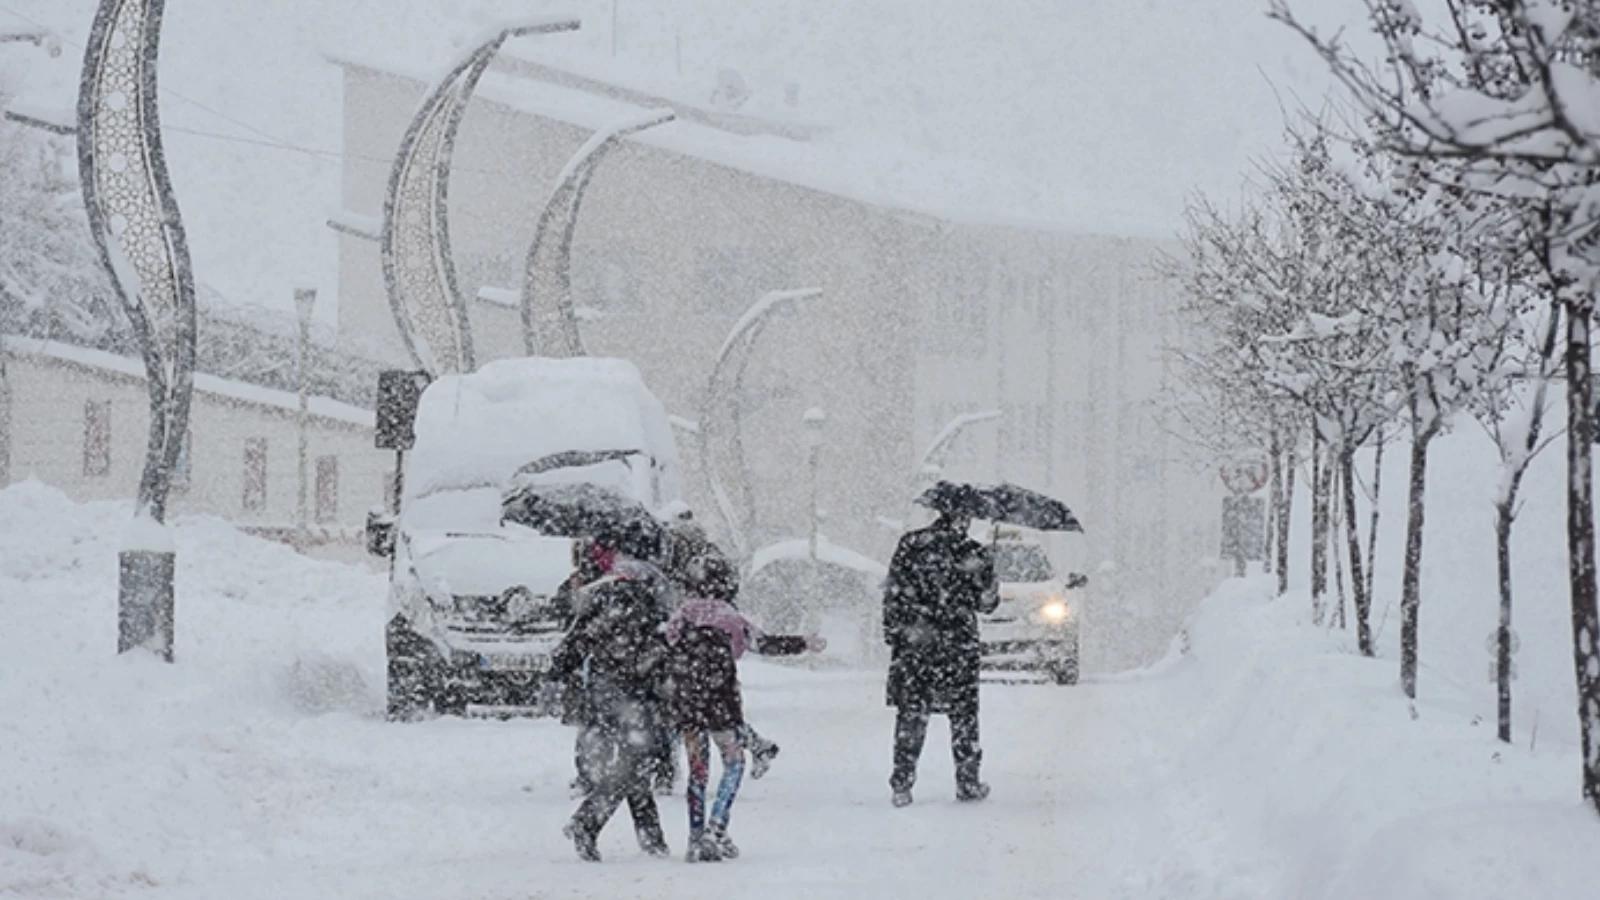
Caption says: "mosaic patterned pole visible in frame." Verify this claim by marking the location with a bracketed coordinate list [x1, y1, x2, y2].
[382, 16, 580, 375]
[519, 108, 674, 357]
[76, 0, 195, 659]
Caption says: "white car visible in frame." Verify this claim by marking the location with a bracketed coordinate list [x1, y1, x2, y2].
[979, 536, 1084, 685]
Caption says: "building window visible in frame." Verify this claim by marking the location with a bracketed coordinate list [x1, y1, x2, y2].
[694, 246, 790, 315]
[171, 429, 193, 493]
[83, 400, 111, 477]
[573, 243, 642, 312]
[243, 438, 267, 511]
[923, 251, 990, 356]
[315, 455, 339, 524]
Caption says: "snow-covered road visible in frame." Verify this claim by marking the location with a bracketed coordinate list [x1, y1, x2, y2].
[179, 669, 1220, 900]
[7, 481, 1598, 899]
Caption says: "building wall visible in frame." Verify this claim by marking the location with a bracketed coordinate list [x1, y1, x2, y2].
[1, 349, 392, 544]
[339, 65, 914, 560]
[335, 62, 1225, 666]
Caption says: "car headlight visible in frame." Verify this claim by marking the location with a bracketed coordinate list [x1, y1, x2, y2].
[1038, 598, 1072, 624]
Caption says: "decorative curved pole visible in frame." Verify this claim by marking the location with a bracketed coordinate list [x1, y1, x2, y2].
[383, 16, 580, 375]
[76, 0, 195, 659]
[520, 108, 676, 356]
[697, 288, 823, 557]
[916, 410, 1003, 484]
[900, 409, 1003, 527]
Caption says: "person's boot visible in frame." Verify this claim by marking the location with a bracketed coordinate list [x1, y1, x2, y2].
[708, 824, 739, 860]
[956, 781, 991, 803]
[891, 787, 914, 808]
[562, 820, 601, 862]
[685, 830, 722, 863]
[637, 825, 670, 858]
[750, 740, 780, 780]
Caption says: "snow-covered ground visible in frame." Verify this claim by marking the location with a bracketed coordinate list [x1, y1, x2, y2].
[5, 473, 1597, 899]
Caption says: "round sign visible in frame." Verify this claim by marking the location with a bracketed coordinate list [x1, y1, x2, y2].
[1484, 629, 1521, 656]
[1220, 458, 1270, 495]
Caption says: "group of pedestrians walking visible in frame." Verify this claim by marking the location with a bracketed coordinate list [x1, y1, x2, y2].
[545, 500, 999, 862]
[545, 513, 823, 863]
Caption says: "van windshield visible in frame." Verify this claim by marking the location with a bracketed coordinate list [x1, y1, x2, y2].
[994, 543, 1054, 583]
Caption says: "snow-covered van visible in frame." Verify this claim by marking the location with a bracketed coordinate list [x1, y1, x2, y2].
[374, 357, 680, 719]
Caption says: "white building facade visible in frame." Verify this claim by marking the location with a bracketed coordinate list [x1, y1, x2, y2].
[329, 50, 1227, 667]
[1, 338, 391, 555]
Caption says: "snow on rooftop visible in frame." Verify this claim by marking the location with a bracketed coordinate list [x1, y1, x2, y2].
[0, 0, 1365, 323]
[2, 336, 376, 428]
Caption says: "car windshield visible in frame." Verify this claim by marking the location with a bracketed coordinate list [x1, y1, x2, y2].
[994, 543, 1053, 582]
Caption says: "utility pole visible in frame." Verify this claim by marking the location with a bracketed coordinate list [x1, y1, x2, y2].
[295, 287, 316, 552]
[804, 408, 826, 559]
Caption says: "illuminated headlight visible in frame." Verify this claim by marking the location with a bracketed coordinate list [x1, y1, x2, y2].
[1038, 599, 1072, 624]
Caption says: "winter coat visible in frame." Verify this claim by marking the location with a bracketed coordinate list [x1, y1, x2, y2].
[665, 597, 808, 732]
[882, 521, 999, 714]
[549, 564, 671, 736]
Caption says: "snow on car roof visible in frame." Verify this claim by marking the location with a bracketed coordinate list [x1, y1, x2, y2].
[405, 356, 677, 502]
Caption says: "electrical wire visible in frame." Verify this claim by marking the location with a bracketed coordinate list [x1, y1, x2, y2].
[0, 2, 534, 182]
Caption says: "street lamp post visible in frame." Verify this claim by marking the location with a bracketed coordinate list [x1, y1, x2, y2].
[295, 287, 316, 552]
[804, 407, 826, 559]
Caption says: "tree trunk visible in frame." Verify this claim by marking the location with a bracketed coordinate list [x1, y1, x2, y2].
[1311, 432, 1330, 624]
[1495, 303, 1562, 746]
[1278, 439, 1297, 598]
[1331, 458, 1348, 630]
[1496, 498, 1515, 744]
[1365, 437, 1384, 609]
[1400, 425, 1435, 700]
[1561, 303, 1600, 813]
[1342, 446, 1372, 655]
[1267, 432, 1280, 573]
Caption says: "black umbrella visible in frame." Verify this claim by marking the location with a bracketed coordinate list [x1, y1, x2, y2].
[915, 480, 1084, 533]
[501, 482, 665, 561]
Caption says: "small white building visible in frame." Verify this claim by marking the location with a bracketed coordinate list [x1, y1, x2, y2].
[0, 337, 392, 554]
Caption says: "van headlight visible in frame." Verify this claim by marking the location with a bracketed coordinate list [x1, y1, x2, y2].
[1038, 598, 1072, 624]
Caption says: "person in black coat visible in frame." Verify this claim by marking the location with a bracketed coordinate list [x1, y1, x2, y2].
[882, 509, 999, 806]
[547, 548, 673, 862]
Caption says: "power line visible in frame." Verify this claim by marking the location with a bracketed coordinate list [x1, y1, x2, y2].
[0, 2, 317, 159]
[0, 6, 537, 184]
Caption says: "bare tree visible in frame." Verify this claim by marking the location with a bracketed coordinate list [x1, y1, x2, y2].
[1272, 0, 1600, 810]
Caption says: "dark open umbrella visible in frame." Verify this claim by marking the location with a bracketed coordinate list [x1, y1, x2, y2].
[915, 480, 1083, 533]
[501, 481, 665, 561]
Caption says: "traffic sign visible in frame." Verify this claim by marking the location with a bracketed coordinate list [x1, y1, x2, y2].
[1220, 457, 1270, 495]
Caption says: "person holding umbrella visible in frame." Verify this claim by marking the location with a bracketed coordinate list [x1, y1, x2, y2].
[882, 482, 1001, 807]
[545, 530, 674, 862]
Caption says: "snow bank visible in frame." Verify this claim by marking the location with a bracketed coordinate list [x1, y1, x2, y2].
[0, 480, 387, 895]
[1152, 576, 1600, 899]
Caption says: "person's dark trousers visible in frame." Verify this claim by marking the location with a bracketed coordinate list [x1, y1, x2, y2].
[572, 726, 663, 840]
[573, 723, 607, 790]
[891, 708, 983, 791]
